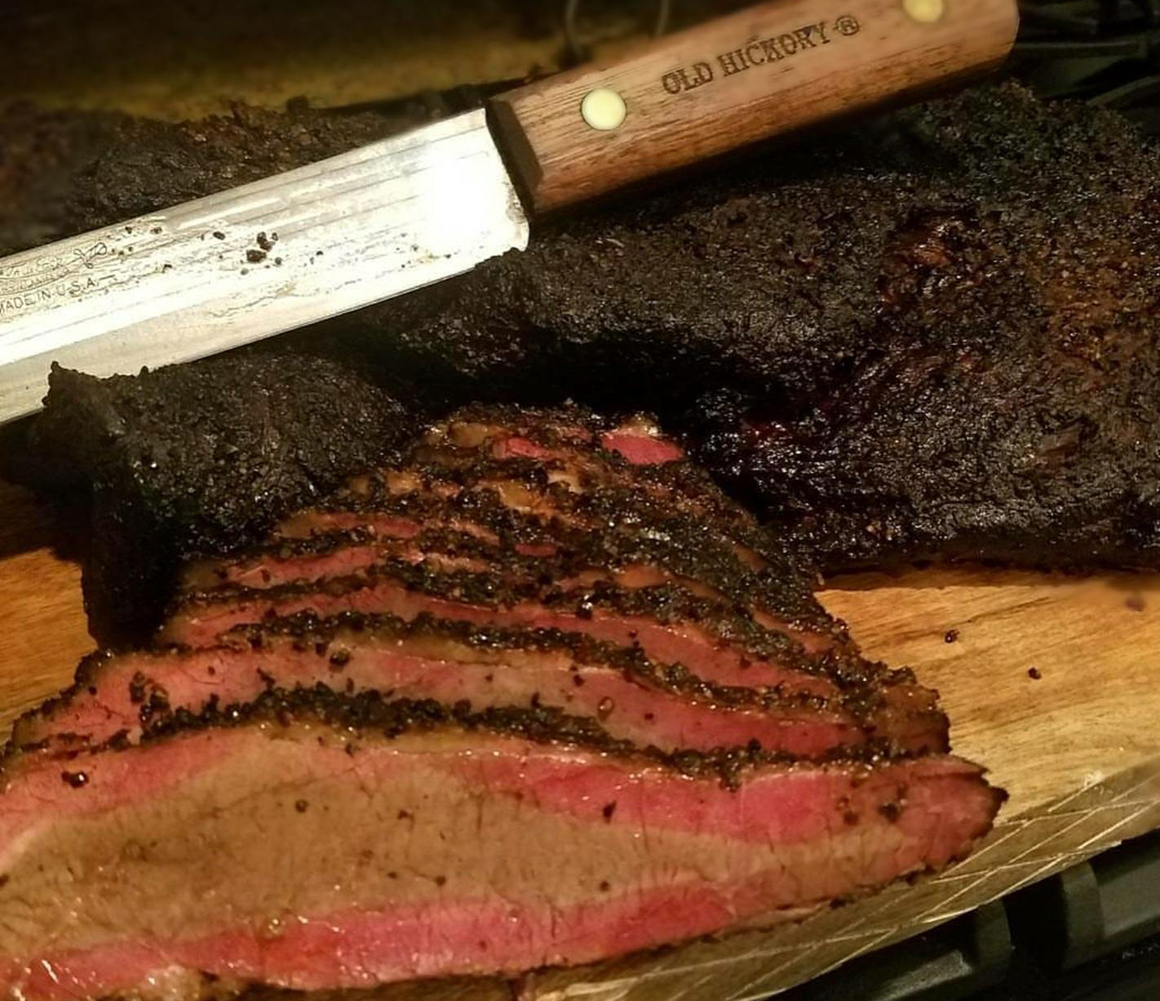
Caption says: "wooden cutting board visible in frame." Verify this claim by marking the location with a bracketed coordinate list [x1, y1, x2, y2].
[3, 478, 1160, 1001]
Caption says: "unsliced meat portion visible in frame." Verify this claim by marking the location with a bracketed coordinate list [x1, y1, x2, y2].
[6, 86, 1160, 645]
[0, 697, 1002, 1001]
[2, 358, 417, 643]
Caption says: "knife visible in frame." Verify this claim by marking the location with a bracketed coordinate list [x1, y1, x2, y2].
[0, 0, 1018, 423]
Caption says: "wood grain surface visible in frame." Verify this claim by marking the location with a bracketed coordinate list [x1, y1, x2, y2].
[491, 0, 1019, 211]
[2, 477, 1158, 999]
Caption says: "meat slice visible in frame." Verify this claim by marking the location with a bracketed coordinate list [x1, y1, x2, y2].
[161, 569, 940, 740]
[182, 519, 828, 646]
[13, 612, 946, 758]
[413, 408, 762, 540]
[0, 696, 1002, 1001]
[168, 561, 835, 677]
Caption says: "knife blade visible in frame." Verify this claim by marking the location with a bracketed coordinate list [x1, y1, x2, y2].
[0, 0, 1019, 423]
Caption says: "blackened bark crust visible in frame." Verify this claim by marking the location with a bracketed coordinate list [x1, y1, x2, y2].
[2, 83, 1158, 638]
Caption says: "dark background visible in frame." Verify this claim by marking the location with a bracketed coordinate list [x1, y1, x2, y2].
[4, 2, 1158, 131]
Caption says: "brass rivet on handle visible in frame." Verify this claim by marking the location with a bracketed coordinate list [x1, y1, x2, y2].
[903, 0, 945, 23]
[580, 88, 627, 131]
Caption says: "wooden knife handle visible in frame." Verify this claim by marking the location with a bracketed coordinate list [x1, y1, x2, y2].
[489, 0, 1019, 213]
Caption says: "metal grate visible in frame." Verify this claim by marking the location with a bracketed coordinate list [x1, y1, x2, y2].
[778, 831, 1160, 1001]
[1014, 1, 1160, 130]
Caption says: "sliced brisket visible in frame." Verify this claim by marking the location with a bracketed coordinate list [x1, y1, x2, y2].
[0, 406, 999, 997]
[0, 694, 1001, 1001]
[152, 409, 944, 756]
[14, 409, 947, 760]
